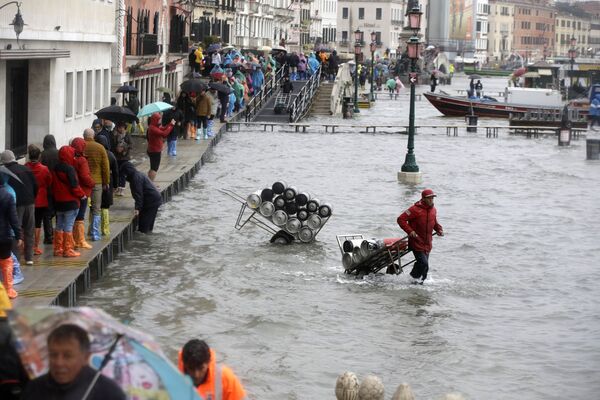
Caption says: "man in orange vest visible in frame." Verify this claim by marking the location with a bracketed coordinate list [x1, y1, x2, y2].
[178, 339, 247, 400]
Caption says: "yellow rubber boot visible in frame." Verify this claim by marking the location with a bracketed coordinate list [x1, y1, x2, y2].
[101, 209, 110, 236]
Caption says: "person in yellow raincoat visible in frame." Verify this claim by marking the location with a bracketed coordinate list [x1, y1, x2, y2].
[194, 47, 204, 73]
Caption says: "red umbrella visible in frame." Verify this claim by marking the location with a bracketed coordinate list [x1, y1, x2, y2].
[513, 67, 526, 77]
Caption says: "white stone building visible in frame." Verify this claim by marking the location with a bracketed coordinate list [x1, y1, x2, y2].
[0, 0, 115, 156]
[321, 0, 337, 46]
[474, 0, 489, 63]
[336, 0, 428, 58]
[487, 0, 515, 62]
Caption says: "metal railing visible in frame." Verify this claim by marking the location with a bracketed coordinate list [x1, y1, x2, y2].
[245, 67, 285, 122]
[289, 65, 322, 123]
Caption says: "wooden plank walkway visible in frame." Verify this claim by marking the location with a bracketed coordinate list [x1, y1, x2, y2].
[225, 121, 588, 138]
[12, 121, 228, 307]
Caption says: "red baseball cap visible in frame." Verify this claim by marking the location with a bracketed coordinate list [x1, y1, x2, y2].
[421, 188, 437, 198]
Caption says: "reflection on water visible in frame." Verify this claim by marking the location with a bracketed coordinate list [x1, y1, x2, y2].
[80, 76, 600, 400]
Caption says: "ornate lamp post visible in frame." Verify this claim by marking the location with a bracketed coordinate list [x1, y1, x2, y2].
[0, 1, 25, 45]
[353, 29, 363, 114]
[398, 4, 423, 183]
[369, 31, 377, 102]
[568, 37, 577, 100]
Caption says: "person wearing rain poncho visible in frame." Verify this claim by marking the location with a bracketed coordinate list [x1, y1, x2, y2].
[251, 65, 265, 96]
[386, 77, 397, 99]
[307, 53, 320, 77]
[0, 167, 22, 299]
[589, 94, 600, 130]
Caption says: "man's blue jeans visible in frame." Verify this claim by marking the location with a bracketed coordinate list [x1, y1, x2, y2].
[56, 209, 78, 233]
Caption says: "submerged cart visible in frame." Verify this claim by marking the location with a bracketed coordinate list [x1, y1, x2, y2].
[336, 234, 414, 276]
[220, 188, 331, 244]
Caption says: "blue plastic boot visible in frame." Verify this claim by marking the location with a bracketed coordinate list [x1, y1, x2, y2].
[91, 215, 101, 241]
[12, 253, 24, 285]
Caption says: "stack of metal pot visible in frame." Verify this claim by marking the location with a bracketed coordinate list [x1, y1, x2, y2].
[340, 237, 402, 270]
[246, 181, 332, 243]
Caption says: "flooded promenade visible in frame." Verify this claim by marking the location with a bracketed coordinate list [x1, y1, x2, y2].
[78, 76, 600, 399]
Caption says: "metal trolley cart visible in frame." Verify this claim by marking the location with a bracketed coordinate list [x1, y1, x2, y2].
[336, 234, 414, 276]
[220, 188, 331, 244]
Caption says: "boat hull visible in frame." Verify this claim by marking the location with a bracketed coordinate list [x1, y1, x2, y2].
[424, 92, 558, 118]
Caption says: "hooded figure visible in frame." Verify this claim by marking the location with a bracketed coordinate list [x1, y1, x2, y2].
[41, 134, 59, 172]
[70, 138, 95, 249]
[146, 113, 174, 182]
[307, 53, 320, 76]
[51, 146, 86, 258]
[119, 162, 162, 234]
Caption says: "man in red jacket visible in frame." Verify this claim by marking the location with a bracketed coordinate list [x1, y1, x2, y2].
[397, 188, 443, 284]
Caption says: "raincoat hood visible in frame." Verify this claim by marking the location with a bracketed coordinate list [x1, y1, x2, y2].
[91, 119, 102, 128]
[95, 134, 110, 150]
[119, 161, 137, 182]
[149, 112, 161, 127]
[71, 137, 86, 155]
[58, 145, 76, 166]
[43, 134, 57, 150]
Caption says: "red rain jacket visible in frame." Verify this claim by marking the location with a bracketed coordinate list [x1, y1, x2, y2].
[71, 138, 95, 197]
[52, 146, 85, 211]
[397, 200, 443, 253]
[146, 112, 173, 153]
[25, 161, 52, 208]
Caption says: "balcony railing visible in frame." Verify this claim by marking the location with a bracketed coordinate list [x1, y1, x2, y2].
[126, 33, 158, 56]
[273, 7, 294, 20]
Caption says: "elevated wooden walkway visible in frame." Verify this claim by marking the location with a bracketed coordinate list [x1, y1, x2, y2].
[12, 122, 229, 307]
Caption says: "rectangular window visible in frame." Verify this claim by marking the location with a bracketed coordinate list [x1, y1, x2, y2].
[103, 69, 109, 107]
[94, 69, 101, 110]
[76, 71, 83, 116]
[376, 8, 382, 20]
[85, 70, 93, 113]
[375, 31, 381, 44]
[358, 8, 364, 20]
[476, 21, 481, 32]
[65, 72, 73, 119]
[342, 7, 348, 19]
[342, 30, 348, 41]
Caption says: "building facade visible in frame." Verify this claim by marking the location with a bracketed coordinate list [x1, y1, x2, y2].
[511, 0, 555, 63]
[336, 0, 429, 58]
[554, 3, 591, 57]
[488, 0, 515, 62]
[0, 0, 115, 156]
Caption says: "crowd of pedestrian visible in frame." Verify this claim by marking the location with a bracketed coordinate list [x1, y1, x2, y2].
[0, 117, 165, 298]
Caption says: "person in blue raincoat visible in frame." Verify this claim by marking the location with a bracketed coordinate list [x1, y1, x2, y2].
[251, 65, 264, 95]
[307, 53, 320, 77]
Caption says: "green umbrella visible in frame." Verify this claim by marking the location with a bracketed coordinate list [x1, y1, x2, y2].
[137, 101, 174, 118]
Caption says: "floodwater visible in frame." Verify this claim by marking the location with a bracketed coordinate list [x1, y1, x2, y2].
[80, 75, 600, 399]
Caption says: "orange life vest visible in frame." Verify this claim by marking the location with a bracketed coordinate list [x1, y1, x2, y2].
[178, 348, 247, 400]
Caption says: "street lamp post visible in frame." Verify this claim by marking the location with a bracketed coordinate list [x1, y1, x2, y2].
[353, 29, 363, 114]
[398, 4, 423, 183]
[568, 37, 577, 100]
[369, 31, 377, 102]
[0, 1, 25, 46]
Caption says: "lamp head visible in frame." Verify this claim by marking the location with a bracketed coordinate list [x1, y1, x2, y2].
[408, 4, 423, 31]
[10, 5, 25, 37]
[370, 31, 377, 42]
[406, 36, 421, 59]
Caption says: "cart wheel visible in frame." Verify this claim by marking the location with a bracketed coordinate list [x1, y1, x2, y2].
[270, 230, 294, 245]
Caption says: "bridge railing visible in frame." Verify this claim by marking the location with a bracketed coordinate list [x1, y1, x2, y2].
[245, 67, 285, 122]
[289, 65, 322, 122]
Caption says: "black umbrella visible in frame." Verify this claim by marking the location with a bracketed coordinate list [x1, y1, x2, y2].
[116, 84, 139, 93]
[208, 82, 232, 94]
[180, 79, 208, 93]
[468, 74, 482, 80]
[95, 105, 137, 123]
